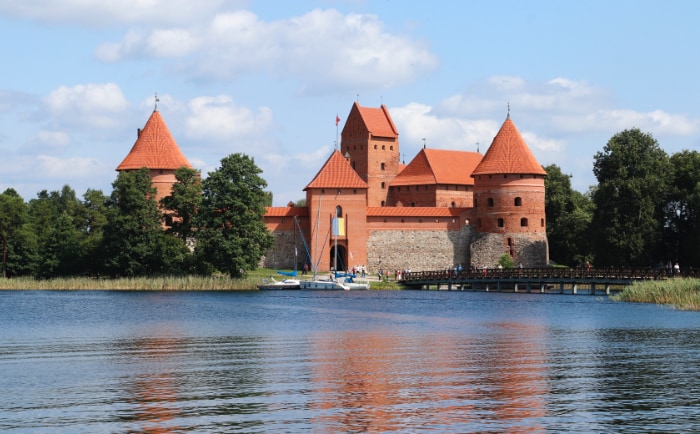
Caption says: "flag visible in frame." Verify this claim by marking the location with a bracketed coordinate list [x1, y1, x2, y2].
[335, 115, 340, 126]
[332, 217, 345, 236]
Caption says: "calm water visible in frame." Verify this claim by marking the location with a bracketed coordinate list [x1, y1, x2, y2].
[1, 290, 699, 433]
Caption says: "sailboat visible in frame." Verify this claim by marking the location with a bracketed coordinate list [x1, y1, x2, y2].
[257, 216, 302, 290]
[299, 206, 369, 291]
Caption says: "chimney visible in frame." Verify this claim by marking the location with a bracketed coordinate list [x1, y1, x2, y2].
[137, 128, 142, 138]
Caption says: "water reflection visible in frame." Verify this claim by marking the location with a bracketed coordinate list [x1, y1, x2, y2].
[116, 327, 184, 433]
[308, 322, 548, 432]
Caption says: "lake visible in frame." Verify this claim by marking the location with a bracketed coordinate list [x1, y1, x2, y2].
[1, 290, 699, 432]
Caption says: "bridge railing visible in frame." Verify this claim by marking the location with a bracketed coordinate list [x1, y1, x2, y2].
[401, 267, 688, 283]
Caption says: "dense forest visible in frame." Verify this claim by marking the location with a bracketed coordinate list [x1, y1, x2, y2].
[0, 153, 273, 279]
[546, 128, 700, 269]
[1, 129, 699, 279]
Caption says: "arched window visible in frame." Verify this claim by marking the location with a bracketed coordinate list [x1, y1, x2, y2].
[515, 197, 522, 206]
[497, 218, 504, 228]
[381, 162, 385, 170]
[488, 198, 494, 207]
[336, 205, 343, 217]
[521, 217, 528, 227]
[541, 218, 545, 227]
[451, 201, 456, 207]
[381, 200, 385, 206]
[381, 182, 386, 189]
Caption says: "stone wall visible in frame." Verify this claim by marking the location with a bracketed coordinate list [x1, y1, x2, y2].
[366, 226, 474, 274]
[470, 231, 549, 268]
[260, 229, 305, 270]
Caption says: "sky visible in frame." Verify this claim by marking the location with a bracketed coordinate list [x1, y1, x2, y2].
[1, 0, 699, 205]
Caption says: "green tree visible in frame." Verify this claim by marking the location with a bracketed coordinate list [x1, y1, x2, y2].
[195, 153, 274, 277]
[664, 150, 700, 266]
[591, 129, 672, 266]
[160, 167, 202, 242]
[0, 189, 31, 278]
[80, 189, 108, 275]
[29, 185, 88, 277]
[102, 169, 172, 276]
[544, 164, 594, 266]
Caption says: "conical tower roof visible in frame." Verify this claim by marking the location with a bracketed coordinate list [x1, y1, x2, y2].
[304, 150, 368, 190]
[116, 110, 192, 171]
[471, 116, 546, 177]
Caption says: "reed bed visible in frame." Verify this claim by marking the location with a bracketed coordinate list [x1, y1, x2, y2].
[0, 275, 259, 291]
[612, 278, 700, 310]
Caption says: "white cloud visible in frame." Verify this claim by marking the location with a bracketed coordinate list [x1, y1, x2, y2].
[29, 130, 71, 149]
[185, 95, 274, 143]
[44, 83, 130, 129]
[0, 0, 235, 26]
[95, 9, 438, 90]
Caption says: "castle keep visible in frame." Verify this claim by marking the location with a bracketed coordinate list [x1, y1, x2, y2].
[262, 102, 548, 274]
[117, 102, 548, 274]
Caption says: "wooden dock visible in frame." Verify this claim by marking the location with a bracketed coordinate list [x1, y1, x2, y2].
[400, 267, 684, 295]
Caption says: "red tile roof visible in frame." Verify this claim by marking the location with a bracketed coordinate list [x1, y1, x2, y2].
[264, 206, 310, 217]
[116, 110, 192, 171]
[367, 207, 468, 217]
[357, 103, 398, 138]
[471, 116, 546, 176]
[304, 150, 369, 190]
[391, 149, 482, 186]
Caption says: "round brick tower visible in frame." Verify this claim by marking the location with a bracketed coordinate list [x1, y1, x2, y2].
[470, 114, 549, 267]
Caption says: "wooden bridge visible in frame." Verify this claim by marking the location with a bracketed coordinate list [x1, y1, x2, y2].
[400, 267, 690, 295]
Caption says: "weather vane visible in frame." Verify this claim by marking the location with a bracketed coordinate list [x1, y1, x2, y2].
[155, 92, 160, 111]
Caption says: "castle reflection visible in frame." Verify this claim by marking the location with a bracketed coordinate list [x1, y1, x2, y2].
[308, 323, 548, 432]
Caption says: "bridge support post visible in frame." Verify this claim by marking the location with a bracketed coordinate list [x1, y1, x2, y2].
[591, 283, 596, 295]
[526, 282, 532, 293]
[514, 283, 518, 292]
[560, 282, 565, 294]
[540, 283, 545, 293]
[605, 284, 611, 295]
[573, 284, 578, 294]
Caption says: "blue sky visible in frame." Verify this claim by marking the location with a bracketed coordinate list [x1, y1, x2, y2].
[1, 0, 698, 205]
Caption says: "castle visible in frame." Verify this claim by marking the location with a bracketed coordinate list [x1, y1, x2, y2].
[262, 102, 548, 274]
[118, 102, 548, 274]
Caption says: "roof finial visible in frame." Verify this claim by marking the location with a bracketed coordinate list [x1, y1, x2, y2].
[422, 138, 426, 149]
[154, 92, 160, 111]
[507, 102, 510, 119]
[476, 141, 480, 153]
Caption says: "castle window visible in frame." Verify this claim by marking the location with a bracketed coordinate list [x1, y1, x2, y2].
[411, 202, 416, 207]
[381, 162, 385, 170]
[321, 189, 325, 194]
[407, 186, 410, 191]
[390, 146, 394, 151]
[401, 219, 405, 223]
[497, 218, 504, 228]
[352, 161, 356, 169]
[381, 201, 385, 206]
[374, 144, 377, 150]
[353, 189, 357, 194]
[381, 182, 386, 189]
[521, 218, 528, 227]
[336, 205, 343, 217]
[541, 218, 545, 227]
[474, 198, 478, 207]
[451, 201, 456, 207]
[504, 174, 508, 178]
[488, 198, 494, 207]
[382, 145, 385, 150]
[515, 197, 522, 206]
[159, 170, 164, 174]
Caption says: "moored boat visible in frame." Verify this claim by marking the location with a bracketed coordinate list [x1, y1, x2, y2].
[257, 277, 301, 290]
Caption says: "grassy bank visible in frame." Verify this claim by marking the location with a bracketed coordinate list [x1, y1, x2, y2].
[0, 268, 407, 291]
[611, 278, 700, 310]
[0, 275, 258, 291]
